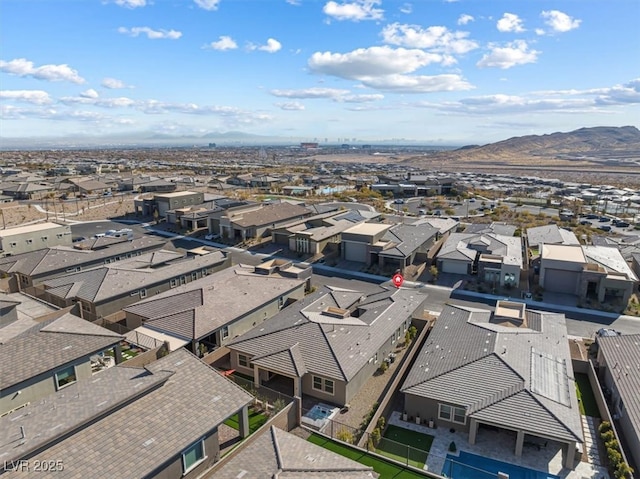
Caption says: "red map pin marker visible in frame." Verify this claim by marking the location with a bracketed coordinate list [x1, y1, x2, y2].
[392, 273, 404, 288]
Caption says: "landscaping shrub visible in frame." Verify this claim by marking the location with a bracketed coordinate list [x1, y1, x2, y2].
[378, 361, 388, 374]
[408, 326, 417, 340]
[608, 448, 622, 468]
[615, 462, 634, 479]
[336, 428, 354, 444]
[377, 416, 385, 430]
[369, 427, 381, 449]
[601, 429, 615, 443]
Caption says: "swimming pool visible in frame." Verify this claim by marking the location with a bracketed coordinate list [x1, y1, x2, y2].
[442, 451, 560, 479]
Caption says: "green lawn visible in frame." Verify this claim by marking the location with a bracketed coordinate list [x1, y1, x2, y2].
[575, 373, 600, 418]
[376, 425, 434, 469]
[308, 433, 431, 479]
[224, 409, 268, 434]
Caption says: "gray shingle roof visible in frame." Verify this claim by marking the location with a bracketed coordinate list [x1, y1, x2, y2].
[402, 303, 583, 443]
[0, 312, 122, 390]
[210, 426, 377, 479]
[597, 334, 640, 445]
[228, 286, 426, 382]
[527, 224, 579, 246]
[124, 265, 306, 341]
[1, 349, 253, 479]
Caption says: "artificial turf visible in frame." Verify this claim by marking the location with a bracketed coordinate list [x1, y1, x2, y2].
[223, 409, 268, 434]
[308, 433, 432, 479]
[376, 425, 434, 468]
[575, 373, 601, 418]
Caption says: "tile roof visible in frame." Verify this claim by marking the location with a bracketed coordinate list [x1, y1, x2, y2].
[232, 203, 311, 228]
[527, 224, 579, 246]
[401, 303, 583, 443]
[228, 285, 426, 382]
[438, 233, 522, 267]
[210, 426, 377, 479]
[123, 265, 306, 341]
[597, 334, 640, 443]
[0, 349, 253, 478]
[41, 250, 227, 303]
[0, 312, 122, 390]
[0, 237, 165, 278]
[378, 223, 439, 258]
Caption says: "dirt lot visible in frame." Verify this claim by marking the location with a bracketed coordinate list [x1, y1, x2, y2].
[0, 197, 136, 229]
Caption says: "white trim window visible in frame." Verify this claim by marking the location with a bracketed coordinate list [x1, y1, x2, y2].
[221, 326, 229, 341]
[312, 375, 335, 395]
[438, 403, 466, 425]
[55, 365, 77, 390]
[182, 438, 206, 474]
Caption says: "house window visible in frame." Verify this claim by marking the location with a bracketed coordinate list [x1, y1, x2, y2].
[221, 326, 229, 340]
[181, 276, 186, 285]
[238, 354, 249, 368]
[312, 375, 334, 395]
[278, 296, 284, 308]
[182, 439, 206, 474]
[202, 269, 208, 276]
[171, 278, 178, 288]
[438, 404, 466, 425]
[140, 289, 147, 299]
[192, 272, 198, 281]
[55, 365, 77, 390]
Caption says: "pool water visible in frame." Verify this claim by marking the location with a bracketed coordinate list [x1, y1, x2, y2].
[305, 403, 334, 421]
[442, 451, 560, 479]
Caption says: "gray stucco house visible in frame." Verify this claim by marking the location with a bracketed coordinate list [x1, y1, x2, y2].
[227, 285, 427, 406]
[401, 301, 583, 468]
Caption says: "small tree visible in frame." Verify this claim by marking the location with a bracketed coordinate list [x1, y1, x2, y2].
[377, 416, 386, 430]
[615, 462, 634, 479]
[429, 265, 439, 281]
[369, 428, 381, 449]
[378, 361, 388, 374]
[404, 329, 411, 346]
[408, 326, 417, 340]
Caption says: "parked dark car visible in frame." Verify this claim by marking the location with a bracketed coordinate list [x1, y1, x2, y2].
[598, 225, 612, 231]
[580, 220, 591, 225]
[598, 217, 611, 222]
[586, 214, 599, 219]
[616, 222, 630, 228]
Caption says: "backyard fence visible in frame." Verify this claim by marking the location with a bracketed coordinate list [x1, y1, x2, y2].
[227, 374, 294, 406]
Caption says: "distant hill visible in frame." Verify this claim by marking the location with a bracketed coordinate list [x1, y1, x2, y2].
[453, 126, 640, 159]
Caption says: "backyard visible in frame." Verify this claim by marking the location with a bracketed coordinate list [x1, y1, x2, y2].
[376, 425, 434, 469]
[308, 433, 434, 479]
[223, 407, 269, 435]
[575, 373, 601, 418]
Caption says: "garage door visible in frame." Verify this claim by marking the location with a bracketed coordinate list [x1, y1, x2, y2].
[544, 268, 579, 294]
[441, 260, 469, 274]
[344, 242, 368, 263]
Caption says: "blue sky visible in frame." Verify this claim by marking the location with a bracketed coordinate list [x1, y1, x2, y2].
[1, 0, 638, 144]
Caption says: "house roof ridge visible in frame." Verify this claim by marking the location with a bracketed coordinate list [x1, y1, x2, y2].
[318, 323, 348, 382]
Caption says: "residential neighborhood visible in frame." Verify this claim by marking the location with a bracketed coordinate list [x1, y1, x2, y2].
[1, 150, 639, 479]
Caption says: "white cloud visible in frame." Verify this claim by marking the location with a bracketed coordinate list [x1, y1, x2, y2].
[270, 87, 350, 99]
[275, 101, 305, 110]
[477, 40, 539, 69]
[309, 46, 450, 79]
[258, 38, 282, 53]
[137, 100, 273, 125]
[60, 95, 137, 108]
[113, 0, 146, 8]
[535, 28, 545, 36]
[285, 0, 301, 5]
[323, 0, 383, 22]
[0, 58, 85, 84]
[80, 89, 99, 99]
[102, 77, 130, 89]
[0, 90, 52, 105]
[358, 74, 473, 93]
[457, 14, 474, 25]
[497, 13, 525, 33]
[205, 36, 238, 51]
[341, 93, 384, 103]
[399, 3, 412, 14]
[381, 23, 478, 54]
[194, 0, 220, 10]
[541, 10, 581, 33]
[118, 27, 182, 40]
